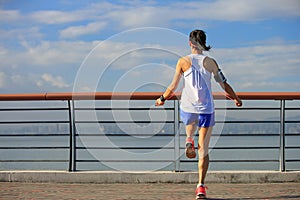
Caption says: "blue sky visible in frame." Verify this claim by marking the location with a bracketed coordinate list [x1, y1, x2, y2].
[0, 0, 300, 93]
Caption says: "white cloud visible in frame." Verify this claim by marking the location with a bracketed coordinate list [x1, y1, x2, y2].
[5, 40, 96, 67]
[60, 22, 106, 39]
[5, 0, 297, 29]
[83, 39, 185, 72]
[101, 0, 300, 28]
[210, 42, 300, 91]
[0, 27, 43, 47]
[30, 10, 84, 24]
[41, 73, 70, 88]
[239, 81, 300, 91]
[178, 0, 300, 21]
[1, 0, 299, 93]
[73, 38, 300, 92]
[0, 72, 72, 92]
[0, 9, 21, 22]
[1, 36, 299, 92]
[0, 39, 97, 92]
[28, 2, 120, 25]
[108, 6, 170, 28]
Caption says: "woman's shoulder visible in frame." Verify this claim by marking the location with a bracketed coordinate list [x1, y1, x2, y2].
[178, 55, 191, 65]
[177, 55, 192, 72]
[203, 56, 218, 73]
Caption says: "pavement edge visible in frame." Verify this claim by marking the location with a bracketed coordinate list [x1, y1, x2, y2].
[0, 171, 299, 184]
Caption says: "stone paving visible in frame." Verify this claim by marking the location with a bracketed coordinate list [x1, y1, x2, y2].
[0, 182, 300, 200]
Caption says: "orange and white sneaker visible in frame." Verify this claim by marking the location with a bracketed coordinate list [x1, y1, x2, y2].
[195, 185, 207, 199]
[185, 137, 196, 159]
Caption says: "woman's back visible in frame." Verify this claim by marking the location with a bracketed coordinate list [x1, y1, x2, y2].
[180, 54, 214, 114]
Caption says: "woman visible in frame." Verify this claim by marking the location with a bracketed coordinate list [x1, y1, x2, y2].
[155, 29, 242, 199]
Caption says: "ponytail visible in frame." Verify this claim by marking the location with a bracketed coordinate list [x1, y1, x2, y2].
[189, 30, 211, 51]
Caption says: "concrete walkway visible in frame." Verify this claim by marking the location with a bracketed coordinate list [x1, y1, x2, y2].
[1, 182, 300, 200]
[1, 171, 300, 199]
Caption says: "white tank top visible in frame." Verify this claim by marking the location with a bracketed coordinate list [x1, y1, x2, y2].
[180, 54, 214, 114]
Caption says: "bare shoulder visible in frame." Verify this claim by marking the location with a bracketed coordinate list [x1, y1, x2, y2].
[179, 56, 191, 65]
[177, 56, 191, 72]
[203, 56, 219, 73]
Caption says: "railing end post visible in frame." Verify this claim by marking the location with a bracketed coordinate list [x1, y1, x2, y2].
[279, 100, 286, 172]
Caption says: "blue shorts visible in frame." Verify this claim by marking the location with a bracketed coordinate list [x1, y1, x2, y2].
[180, 110, 215, 127]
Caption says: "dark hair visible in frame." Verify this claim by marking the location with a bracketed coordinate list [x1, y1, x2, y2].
[189, 30, 211, 51]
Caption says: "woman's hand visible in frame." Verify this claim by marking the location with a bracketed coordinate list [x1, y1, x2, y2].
[234, 97, 242, 107]
[155, 98, 165, 106]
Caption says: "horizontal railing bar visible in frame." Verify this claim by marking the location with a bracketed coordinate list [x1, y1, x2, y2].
[286, 160, 300, 162]
[76, 133, 289, 137]
[0, 160, 68, 162]
[214, 120, 280, 123]
[210, 147, 279, 150]
[0, 92, 300, 101]
[215, 107, 281, 110]
[0, 121, 282, 125]
[285, 121, 300, 123]
[73, 120, 280, 124]
[0, 107, 295, 111]
[0, 134, 69, 137]
[0, 147, 284, 150]
[286, 146, 300, 149]
[0, 121, 69, 124]
[74, 107, 287, 111]
[215, 134, 280, 137]
[3, 146, 270, 150]
[0, 108, 68, 111]
[0, 120, 281, 124]
[0, 134, 281, 137]
[76, 133, 175, 137]
[179, 147, 279, 150]
[71, 159, 281, 163]
[75, 107, 174, 111]
[182, 160, 279, 163]
[202, 134, 279, 137]
[0, 93, 47, 101]
[285, 108, 300, 110]
[0, 147, 68, 149]
[74, 133, 279, 137]
[78, 135, 281, 138]
[76, 160, 174, 162]
[75, 121, 174, 123]
[0, 134, 282, 137]
[285, 133, 300, 137]
[76, 147, 174, 150]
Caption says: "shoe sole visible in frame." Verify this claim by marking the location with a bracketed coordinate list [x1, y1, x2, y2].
[196, 194, 207, 199]
[185, 143, 196, 159]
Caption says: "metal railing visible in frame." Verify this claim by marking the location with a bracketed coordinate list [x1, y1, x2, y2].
[0, 92, 299, 172]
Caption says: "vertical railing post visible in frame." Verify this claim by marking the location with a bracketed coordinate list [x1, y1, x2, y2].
[67, 100, 76, 172]
[71, 100, 77, 171]
[174, 100, 180, 171]
[279, 100, 286, 172]
[67, 100, 73, 171]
